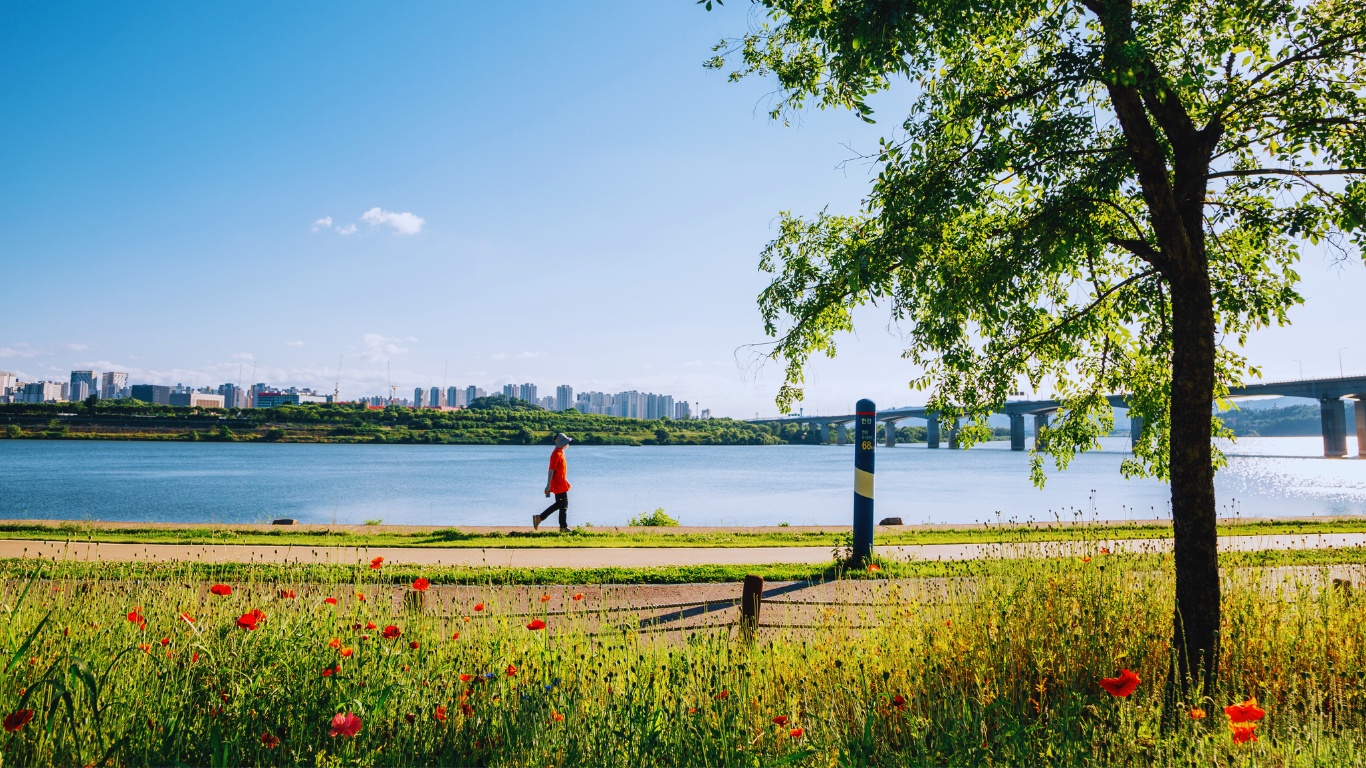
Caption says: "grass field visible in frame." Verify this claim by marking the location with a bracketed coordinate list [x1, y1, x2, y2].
[3, 516, 1365, 549]
[2, 550, 1365, 766]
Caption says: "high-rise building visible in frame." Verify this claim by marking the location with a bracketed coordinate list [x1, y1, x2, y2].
[518, 383, 538, 404]
[466, 385, 485, 404]
[502, 384, 517, 400]
[555, 385, 573, 412]
[170, 392, 226, 408]
[428, 386, 443, 408]
[0, 372, 16, 402]
[674, 401, 692, 419]
[101, 372, 129, 400]
[21, 381, 66, 403]
[217, 383, 246, 409]
[447, 386, 463, 408]
[538, 395, 555, 410]
[130, 384, 172, 405]
[414, 387, 426, 407]
[70, 371, 98, 402]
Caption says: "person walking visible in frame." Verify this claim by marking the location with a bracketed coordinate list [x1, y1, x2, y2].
[533, 433, 573, 532]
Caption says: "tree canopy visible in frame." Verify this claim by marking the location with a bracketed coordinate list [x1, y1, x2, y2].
[705, 0, 1364, 690]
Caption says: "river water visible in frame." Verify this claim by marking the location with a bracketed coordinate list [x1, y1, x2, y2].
[0, 437, 1362, 527]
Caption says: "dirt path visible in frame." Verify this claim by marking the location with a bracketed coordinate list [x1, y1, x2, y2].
[2, 532, 1362, 567]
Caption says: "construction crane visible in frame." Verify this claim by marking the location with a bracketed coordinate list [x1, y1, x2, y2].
[333, 356, 343, 403]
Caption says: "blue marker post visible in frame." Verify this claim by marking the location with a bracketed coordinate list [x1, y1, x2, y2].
[853, 399, 876, 565]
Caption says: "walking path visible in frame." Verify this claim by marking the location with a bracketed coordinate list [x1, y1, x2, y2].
[2, 532, 1362, 567]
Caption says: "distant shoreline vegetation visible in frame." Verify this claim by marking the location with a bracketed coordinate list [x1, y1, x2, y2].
[0, 396, 789, 446]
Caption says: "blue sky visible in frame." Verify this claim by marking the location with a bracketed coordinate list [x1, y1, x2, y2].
[1, 2, 1361, 416]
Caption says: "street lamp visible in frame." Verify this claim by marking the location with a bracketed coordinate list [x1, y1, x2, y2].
[1339, 348, 1348, 378]
[1293, 359, 1303, 379]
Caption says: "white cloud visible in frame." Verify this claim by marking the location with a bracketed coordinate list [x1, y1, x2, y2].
[359, 333, 411, 362]
[285, 341, 305, 347]
[337, 223, 357, 236]
[62, 343, 90, 351]
[0, 344, 42, 358]
[312, 216, 334, 232]
[361, 207, 424, 235]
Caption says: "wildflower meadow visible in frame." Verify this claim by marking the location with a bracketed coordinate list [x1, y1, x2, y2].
[1, 553, 1364, 766]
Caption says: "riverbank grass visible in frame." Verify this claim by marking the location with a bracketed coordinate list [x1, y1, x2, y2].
[2, 553, 1364, 766]
[3, 516, 1365, 549]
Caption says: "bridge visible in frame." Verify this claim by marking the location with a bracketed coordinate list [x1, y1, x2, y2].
[748, 375, 1366, 458]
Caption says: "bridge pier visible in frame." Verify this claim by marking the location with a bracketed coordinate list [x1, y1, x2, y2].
[1033, 413, 1050, 447]
[1130, 413, 1143, 452]
[1009, 414, 1025, 451]
[1356, 395, 1366, 458]
[837, 423, 848, 445]
[1321, 397, 1347, 457]
[947, 418, 961, 449]
[926, 415, 940, 449]
[883, 419, 900, 447]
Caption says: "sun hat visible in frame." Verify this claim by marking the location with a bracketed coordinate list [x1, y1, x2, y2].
[554, 433, 573, 447]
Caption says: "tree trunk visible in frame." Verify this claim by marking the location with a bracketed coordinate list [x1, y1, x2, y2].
[1167, 270, 1221, 694]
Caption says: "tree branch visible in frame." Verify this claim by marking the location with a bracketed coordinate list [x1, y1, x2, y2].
[1207, 168, 1366, 180]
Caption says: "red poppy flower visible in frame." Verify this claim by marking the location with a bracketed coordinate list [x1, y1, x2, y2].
[412, 577, 430, 592]
[772, 715, 789, 725]
[191, 652, 199, 663]
[279, 589, 296, 599]
[459, 673, 473, 683]
[366, 622, 377, 630]
[369, 556, 384, 570]
[355, 592, 366, 602]
[1099, 669, 1141, 697]
[892, 694, 907, 709]
[329, 712, 362, 738]
[126, 608, 145, 625]
[1100, 547, 1110, 555]
[328, 637, 342, 649]
[3, 709, 34, 733]
[1230, 722, 1258, 743]
[434, 706, 447, 722]
[160, 637, 170, 646]
[323, 597, 338, 606]
[209, 584, 232, 596]
[551, 711, 565, 722]
[790, 728, 804, 739]
[322, 664, 340, 677]
[382, 625, 401, 639]
[506, 665, 517, 677]
[340, 648, 354, 657]
[1225, 697, 1266, 723]
[460, 702, 474, 717]
[409, 641, 420, 650]
[236, 609, 265, 631]
[1082, 556, 1093, 563]
[526, 619, 546, 631]
[178, 612, 195, 626]
[451, 632, 461, 640]
[138, 643, 152, 653]
[540, 594, 551, 603]
[715, 690, 729, 700]
[573, 593, 584, 601]
[867, 563, 881, 572]
[473, 603, 485, 612]
[1189, 708, 1206, 720]
[261, 732, 280, 748]
[404, 712, 416, 724]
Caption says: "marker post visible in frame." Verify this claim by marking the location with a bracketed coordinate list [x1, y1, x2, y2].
[853, 399, 876, 565]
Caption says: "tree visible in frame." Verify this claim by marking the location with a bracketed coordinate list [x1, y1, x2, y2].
[704, 0, 1365, 693]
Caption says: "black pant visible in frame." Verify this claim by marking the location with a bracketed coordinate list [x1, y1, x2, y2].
[538, 492, 568, 531]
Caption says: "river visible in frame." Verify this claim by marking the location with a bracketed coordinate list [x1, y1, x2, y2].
[0, 437, 1362, 527]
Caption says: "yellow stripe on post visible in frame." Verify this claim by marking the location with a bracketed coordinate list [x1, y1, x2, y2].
[854, 467, 875, 499]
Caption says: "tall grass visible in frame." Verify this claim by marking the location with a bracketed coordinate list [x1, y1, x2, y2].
[1, 555, 1363, 766]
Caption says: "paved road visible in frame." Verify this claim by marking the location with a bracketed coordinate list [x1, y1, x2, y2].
[1, 533, 1362, 568]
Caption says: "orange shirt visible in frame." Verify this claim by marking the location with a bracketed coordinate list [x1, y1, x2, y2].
[548, 447, 570, 494]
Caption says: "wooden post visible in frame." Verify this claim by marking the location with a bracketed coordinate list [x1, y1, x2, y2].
[740, 574, 763, 639]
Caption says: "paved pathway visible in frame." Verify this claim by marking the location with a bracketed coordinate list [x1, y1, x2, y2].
[1, 532, 1362, 568]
